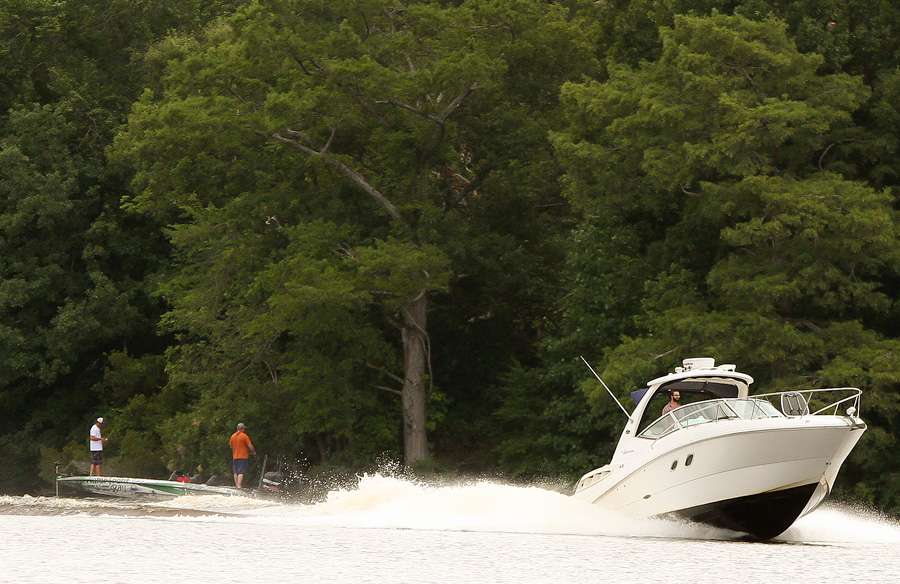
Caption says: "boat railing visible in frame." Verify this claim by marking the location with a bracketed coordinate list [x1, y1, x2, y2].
[575, 465, 611, 491]
[638, 387, 862, 440]
[751, 387, 862, 417]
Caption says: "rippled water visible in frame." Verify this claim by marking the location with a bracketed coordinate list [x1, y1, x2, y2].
[1, 475, 898, 584]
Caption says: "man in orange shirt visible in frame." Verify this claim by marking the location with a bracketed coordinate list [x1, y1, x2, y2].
[228, 422, 256, 488]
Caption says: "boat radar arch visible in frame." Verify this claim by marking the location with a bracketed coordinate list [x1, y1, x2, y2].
[646, 357, 754, 388]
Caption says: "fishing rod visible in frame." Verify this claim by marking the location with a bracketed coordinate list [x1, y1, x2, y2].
[579, 355, 631, 420]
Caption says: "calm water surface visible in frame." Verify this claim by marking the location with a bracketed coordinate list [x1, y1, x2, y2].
[1, 475, 898, 584]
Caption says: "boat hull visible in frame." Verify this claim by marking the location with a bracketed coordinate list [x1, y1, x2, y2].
[667, 482, 818, 540]
[574, 417, 865, 539]
[57, 476, 248, 498]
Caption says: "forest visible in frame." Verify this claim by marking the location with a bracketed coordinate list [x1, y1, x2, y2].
[1, 0, 897, 515]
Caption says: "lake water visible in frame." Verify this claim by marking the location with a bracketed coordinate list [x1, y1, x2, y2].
[1, 475, 898, 584]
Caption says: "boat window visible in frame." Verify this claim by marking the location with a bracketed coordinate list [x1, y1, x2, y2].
[637, 397, 788, 440]
[639, 400, 741, 439]
[636, 386, 740, 435]
[639, 414, 679, 439]
[725, 399, 783, 419]
[672, 400, 739, 427]
[636, 391, 674, 434]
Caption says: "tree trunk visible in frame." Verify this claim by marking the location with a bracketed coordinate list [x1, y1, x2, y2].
[401, 292, 429, 465]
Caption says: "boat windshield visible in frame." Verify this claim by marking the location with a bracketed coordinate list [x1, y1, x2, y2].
[638, 398, 783, 440]
[726, 398, 783, 420]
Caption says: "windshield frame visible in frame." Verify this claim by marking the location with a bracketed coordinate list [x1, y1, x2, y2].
[637, 398, 781, 440]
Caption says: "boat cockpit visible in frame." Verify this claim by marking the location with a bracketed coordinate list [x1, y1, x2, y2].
[634, 385, 862, 441]
[638, 397, 784, 439]
[633, 377, 750, 435]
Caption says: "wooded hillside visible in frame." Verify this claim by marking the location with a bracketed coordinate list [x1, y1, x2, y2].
[1, 1, 897, 514]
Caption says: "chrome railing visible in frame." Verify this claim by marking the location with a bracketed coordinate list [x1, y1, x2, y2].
[752, 387, 862, 417]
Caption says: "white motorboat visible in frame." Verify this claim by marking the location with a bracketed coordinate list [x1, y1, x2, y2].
[572, 357, 866, 539]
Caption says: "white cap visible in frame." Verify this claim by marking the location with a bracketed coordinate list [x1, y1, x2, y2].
[97, 417, 104, 424]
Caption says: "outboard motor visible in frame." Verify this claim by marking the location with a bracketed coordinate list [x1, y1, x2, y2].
[261, 471, 284, 493]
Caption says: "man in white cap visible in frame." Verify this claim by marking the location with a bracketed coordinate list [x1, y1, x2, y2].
[89, 417, 108, 476]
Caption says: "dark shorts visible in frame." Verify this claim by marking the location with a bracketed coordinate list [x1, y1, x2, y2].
[233, 459, 249, 474]
[91, 451, 103, 464]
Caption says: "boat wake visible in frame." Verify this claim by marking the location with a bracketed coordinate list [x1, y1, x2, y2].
[780, 504, 900, 544]
[154, 474, 900, 544]
[237, 474, 735, 540]
[0, 494, 232, 518]
[4, 475, 898, 544]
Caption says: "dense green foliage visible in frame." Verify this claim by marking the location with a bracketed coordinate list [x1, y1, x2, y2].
[1, 1, 897, 513]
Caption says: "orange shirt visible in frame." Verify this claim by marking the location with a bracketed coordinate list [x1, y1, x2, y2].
[229, 430, 254, 460]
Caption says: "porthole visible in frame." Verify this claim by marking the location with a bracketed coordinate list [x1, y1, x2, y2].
[670, 460, 678, 470]
[685, 454, 694, 466]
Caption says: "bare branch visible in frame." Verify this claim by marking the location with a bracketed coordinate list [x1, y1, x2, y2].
[653, 347, 680, 360]
[263, 360, 279, 383]
[681, 184, 702, 197]
[818, 142, 835, 170]
[321, 127, 336, 154]
[290, 54, 313, 76]
[272, 130, 402, 221]
[376, 82, 479, 128]
[335, 243, 358, 261]
[375, 98, 443, 124]
[366, 362, 405, 385]
[375, 384, 403, 396]
[333, 160, 402, 221]
[272, 130, 316, 154]
[442, 163, 493, 208]
[287, 48, 326, 76]
[437, 83, 479, 123]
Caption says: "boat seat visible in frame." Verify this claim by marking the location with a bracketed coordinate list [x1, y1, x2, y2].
[780, 392, 809, 416]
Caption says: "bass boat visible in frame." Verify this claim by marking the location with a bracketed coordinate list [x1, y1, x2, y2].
[573, 357, 866, 540]
[56, 475, 251, 498]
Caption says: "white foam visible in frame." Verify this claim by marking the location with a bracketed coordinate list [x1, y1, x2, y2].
[780, 503, 900, 544]
[5, 478, 900, 545]
[146, 493, 278, 512]
[0, 494, 133, 512]
[235, 474, 736, 539]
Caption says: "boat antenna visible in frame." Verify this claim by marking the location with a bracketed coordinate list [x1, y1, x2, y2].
[580, 356, 631, 420]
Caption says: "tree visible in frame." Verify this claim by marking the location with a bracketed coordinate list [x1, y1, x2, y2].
[0, 0, 248, 491]
[546, 13, 900, 510]
[112, 0, 598, 467]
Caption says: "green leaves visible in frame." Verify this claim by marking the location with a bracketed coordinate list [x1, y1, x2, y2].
[1, 1, 897, 510]
[106, 0, 601, 470]
[355, 239, 450, 309]
[538, 11, 900, 510]
[708, 173, 896, 314]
